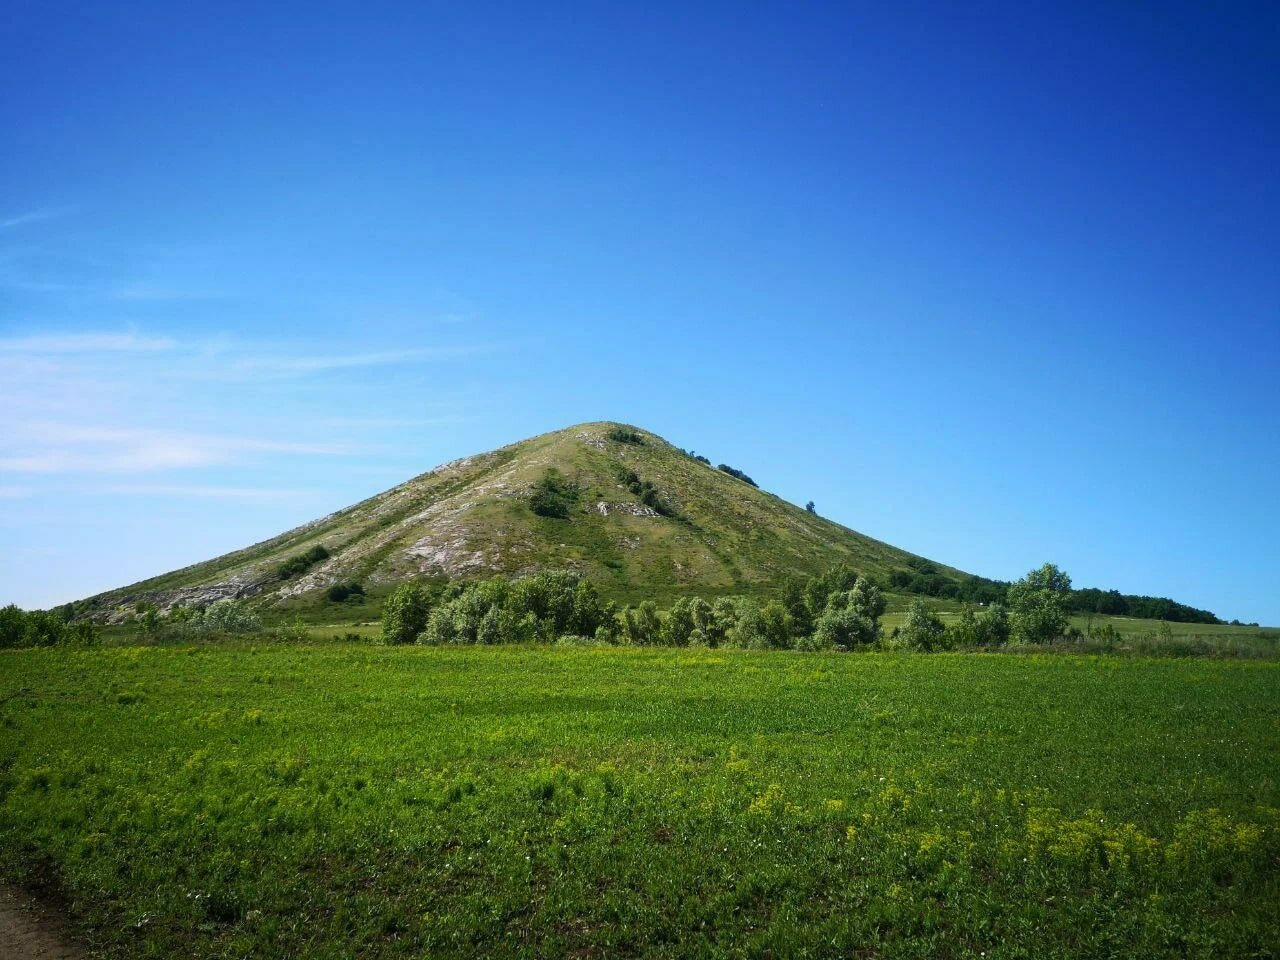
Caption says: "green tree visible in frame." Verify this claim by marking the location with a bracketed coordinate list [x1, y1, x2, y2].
[136, 603, 160, 636]
[975, 603, 1011, 646]
[0, 604, 26, 648]
[529, 468, 580, 519]
[847, 577, 886, 623]
[758, 601, 793, 649]
[1008, 563, 1071, 644]
[621, 601, 661, 645]
[64, 619, 99, 646]
[381, 582, 431, 644]
[807, 576, 884, 650]
[570, 579, 605, 637]
[663, 597, 696, 647]
[947, 605, 980, 648]
[690, 597, 718, 645]
[897, 599, 947, 651]
[805, 501, 816, 514]
[779, 577, 812, 638]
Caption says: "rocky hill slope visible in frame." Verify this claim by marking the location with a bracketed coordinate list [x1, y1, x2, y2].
[80, 422, 975, 615]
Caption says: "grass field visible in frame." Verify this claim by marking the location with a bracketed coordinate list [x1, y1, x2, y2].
[289, 611, 1280, 659]
[2, 644, 1277, 958]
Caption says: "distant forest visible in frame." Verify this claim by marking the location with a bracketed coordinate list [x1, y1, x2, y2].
[886, 557, 1219, 624]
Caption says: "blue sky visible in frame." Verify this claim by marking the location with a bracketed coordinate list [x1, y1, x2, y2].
[2, 1, 1277, 622]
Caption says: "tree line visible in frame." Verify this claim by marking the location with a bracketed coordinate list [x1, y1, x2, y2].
[0, 604, 98, 648]
[379, 562, 1086, 651]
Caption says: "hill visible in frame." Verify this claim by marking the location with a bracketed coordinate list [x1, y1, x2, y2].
[77, 421, 985, 617]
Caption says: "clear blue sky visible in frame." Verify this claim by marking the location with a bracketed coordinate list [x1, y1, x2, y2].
[2, 1, 1277, 623]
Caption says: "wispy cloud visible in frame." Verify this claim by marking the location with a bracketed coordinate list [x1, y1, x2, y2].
[0, 423, 353, 474]
[0, 208, 66, 230]
[109, 283, 222, 303]
[233, 345, 489, 375]
[0, 333, 177, 353]
[0, 328, 491, 484]
[103, 483, 316, 501]
[318, 415, 469, 429]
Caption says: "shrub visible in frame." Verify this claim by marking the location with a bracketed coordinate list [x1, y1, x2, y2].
[274, 619, 312, 643]
[0, 604, 28, 648]
[381, 582, 431, 644]
[555, 634, 605, 647]
[198, 601, 263, 635]
[976, 603, 1011, 646]
[413, 572, 602, 646]
[810, 577, 883, 649]
[664, 597, 696, 647]
[277, 545, 331, 580]
[717, 464, 758, 487]
[898, 600, 947, 651]
[1009, 563, 1071, 644]
[813, 605, 876, 650]
[326, 582, 365, 603]
[620, 601, 662, 646]
[530, 468, 580, 519]
[606, 426, 643, 445]
[733, 600, 792, 650]
[947, 606, 981, 648]
[780, 577, 813, 638]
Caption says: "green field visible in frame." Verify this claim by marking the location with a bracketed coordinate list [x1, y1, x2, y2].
[288, 611, 1280, 659]
[2, 644, 1277, 958]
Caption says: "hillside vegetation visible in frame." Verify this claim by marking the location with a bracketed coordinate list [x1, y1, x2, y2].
[73, 422, 985, 616]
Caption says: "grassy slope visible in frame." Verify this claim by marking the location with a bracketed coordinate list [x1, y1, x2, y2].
[82, 422, 973, 612]
[2, 645, 1277, 959]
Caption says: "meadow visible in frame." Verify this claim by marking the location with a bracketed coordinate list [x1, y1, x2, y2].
[1, 644, 1276, 959]
[294, 611, 1280, 659]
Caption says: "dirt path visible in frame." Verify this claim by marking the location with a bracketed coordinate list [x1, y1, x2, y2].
[0, 885, 85, 959]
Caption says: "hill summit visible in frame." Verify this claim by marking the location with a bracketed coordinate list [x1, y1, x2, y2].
[83, 422, 972, 614]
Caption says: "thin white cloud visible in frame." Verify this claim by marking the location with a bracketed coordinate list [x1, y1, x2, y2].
[109, 283, 220, 303]
[0, 333, 177, 353]
[0, 208, 66, 230]
[0, 485, 34, 499]
[233, 345, 486, 375]
[103, 483, 316, 501]
[0, 423, 353, 474]
[318, 415, 468, 428]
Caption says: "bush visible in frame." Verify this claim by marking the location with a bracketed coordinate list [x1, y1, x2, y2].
[717, 464, 758, 487]
[606, 426, 643, 445]
[413, 572, 604, 647]
[947, 606, 981, 648]
[277, 545, 331, 580]
[813, 605, 876, 650]
[620, 601, 662, 646]
[530, 468, 580, 519]
[664, 597, 697, 647]
[898, 600, 948, 651]
[326, 582, 365, 603]
[555, 634, 606, 647]
[1009, 563, 1071, 644]
[811, 577, 884, 649]
[0, 604, 29, 648]
[381, 582, 431, 644]
[976, 603, 1011, 646]
[198, 601, 263, 635]
[274, 619, 312, 643]
[732, 600, 792, 650]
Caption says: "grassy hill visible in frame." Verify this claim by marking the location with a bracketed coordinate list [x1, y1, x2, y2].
[79, 421, 982, 616]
